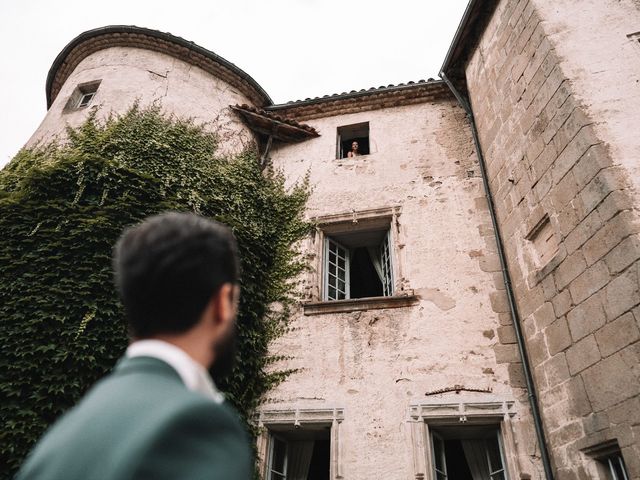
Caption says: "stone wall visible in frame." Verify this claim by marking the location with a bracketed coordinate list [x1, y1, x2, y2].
[264, 99, 542, 479]
[464, 0, 640, 477]
[27, 46, 256, 155]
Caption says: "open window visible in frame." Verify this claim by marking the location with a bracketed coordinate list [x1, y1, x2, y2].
[430, 426, 508, 480]
[336, 122, 369, 158]
[257, 408, 344, 480]
[64, 80, 101, 111]
[267, 427, 331, 480]
[324, 227, 393, 300]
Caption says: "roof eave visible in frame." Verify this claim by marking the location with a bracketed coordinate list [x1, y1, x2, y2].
[45, 25, 273, 109]
[439, 0, 500, 80]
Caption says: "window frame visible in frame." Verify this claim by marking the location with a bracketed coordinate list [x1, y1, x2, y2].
[64, 80, 101, 112]
[267, 434, 289, 480]
[583, 440, 631, 480]
[336, 122, 370, 159]
[322, 227, 394, 301]
[408, 397, 519, 480]
[256, 408, 344, 480]
[302, 207, 418, 315]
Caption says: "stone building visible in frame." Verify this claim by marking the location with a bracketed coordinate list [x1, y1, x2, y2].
[22, 0, 640, 478]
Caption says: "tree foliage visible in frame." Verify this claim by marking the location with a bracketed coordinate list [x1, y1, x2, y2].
[0, 105, 310, 477]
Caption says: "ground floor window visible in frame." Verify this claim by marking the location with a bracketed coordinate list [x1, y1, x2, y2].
[430, 426, 508, 480]
[267, 427, 330, 480]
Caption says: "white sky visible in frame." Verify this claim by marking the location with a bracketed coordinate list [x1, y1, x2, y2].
[0, 0, 469, 168]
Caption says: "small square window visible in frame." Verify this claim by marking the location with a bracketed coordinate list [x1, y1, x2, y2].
[64, 80, 101, 111]
[337, 122, 369, 159]
[77, 92, 96, 108]
[323, 226, 393, 300]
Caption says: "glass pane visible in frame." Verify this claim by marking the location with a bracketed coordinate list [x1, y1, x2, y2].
[610, 455, 629, 480]
[329, 250, 336, 264]
[328, 286, 336, 300]
[338, 256, 345, 268]
[490, 473, 505, 480]
[337, 279, 346, 292]
[271, 438, 286, 473]
[436, 474, 447, 480]
[338, 268, 345, 281]
[270, 473, 286, 480]
[486, 436, 504, 472]
[433, 435, 445, 471]
[328, 275, 336, 287]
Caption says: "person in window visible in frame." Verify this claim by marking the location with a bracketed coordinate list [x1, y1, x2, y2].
[347, 141, 360, 158]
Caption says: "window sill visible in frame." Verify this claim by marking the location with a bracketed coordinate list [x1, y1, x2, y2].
[302, 293, 418, 315]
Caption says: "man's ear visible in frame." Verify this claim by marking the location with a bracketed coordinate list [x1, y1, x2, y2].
[212, 283, 235, 328]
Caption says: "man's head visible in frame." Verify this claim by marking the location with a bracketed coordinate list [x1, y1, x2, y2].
[113, 212, 240, 372]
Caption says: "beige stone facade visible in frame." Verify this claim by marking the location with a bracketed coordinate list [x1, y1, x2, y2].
[21, 3, 640, 477]
[447, 0, 640, 478]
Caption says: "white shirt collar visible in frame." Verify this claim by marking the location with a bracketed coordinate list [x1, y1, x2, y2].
[126, 339, 224, 404]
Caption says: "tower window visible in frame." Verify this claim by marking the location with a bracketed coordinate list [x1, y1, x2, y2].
[337, 122, 370, 158]
[64, 80, 101, 111]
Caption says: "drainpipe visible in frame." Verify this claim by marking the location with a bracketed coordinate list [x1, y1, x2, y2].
[440, 71, 555, 480]
[260, 134, 273, 170]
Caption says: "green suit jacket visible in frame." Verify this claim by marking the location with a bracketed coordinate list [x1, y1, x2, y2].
[16, 356, 252, 480]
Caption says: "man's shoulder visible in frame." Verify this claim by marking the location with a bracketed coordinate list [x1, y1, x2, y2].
[16, 358, 251, 480]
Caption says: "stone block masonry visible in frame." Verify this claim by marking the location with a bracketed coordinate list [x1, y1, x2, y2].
[465, 0, 640, 477]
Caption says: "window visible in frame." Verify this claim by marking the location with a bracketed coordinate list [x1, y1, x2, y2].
[430, 426, 508, 480]
[64, 80, 101, 111]
[408, 398, 518, 480]
[600, 453, 629, 480]
[584, 440, 630, 480]
[323, 227, 393, 300]
[337, 122, 369, 158]
[77, 92, 96, 108]
[256, 408, 344, 480]
[267, 428, 331, 480]
[525, 215, 558, 268]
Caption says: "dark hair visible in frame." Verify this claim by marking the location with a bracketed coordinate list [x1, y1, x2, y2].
[113, 212, 239, 338]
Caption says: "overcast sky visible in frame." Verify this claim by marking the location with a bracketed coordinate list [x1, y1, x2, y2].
[0, 0, 469, 168]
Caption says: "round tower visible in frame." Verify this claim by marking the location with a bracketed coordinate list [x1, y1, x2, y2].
[28, 26, 272, 154]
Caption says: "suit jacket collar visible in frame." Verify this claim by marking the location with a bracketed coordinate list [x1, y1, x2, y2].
[113, 355, 183, 383]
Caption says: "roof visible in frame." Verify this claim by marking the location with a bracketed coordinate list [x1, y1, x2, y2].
[266, 79, 453, 121]
[46, 25, 272, 109]
[46, 22, 467, 120]
[230, 104, 319, 142]
[439, 0, 500, 87]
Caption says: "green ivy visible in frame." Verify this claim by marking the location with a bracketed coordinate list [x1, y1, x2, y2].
[0, 105, 310, 477]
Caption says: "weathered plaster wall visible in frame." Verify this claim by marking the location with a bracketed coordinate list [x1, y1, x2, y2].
[265, 100, 541, 479]
[27, 47, 256, 154]
[464, 0, 640, 477]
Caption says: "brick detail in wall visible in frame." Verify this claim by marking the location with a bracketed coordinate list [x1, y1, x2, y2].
[465, 0, 640, 476]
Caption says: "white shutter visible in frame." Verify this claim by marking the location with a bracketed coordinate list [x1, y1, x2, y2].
[380, 230, 394, 296]
[325, 238, 349, 300]
[431, 431, 448, 480]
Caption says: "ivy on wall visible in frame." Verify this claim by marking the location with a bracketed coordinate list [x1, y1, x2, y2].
[0, 105, 310, 477]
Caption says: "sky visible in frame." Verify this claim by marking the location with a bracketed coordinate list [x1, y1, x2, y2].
[0, 0, 469, 168]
